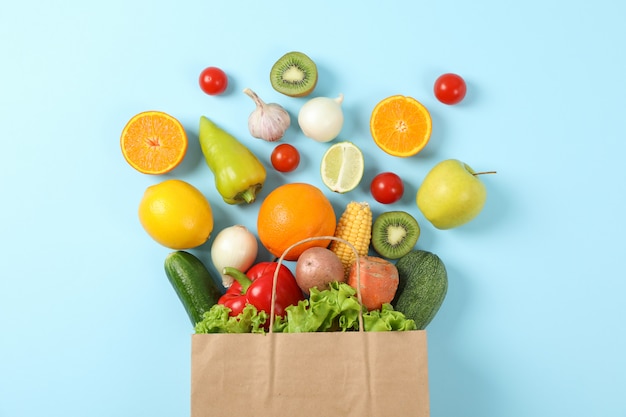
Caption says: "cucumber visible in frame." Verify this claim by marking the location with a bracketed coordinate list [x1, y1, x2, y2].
[391, 249, 448, 330]
[164, 251, 222, 326]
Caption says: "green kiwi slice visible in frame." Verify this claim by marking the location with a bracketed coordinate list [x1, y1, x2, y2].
[270, 51, 318, 97]
[372, 211, 421, 259]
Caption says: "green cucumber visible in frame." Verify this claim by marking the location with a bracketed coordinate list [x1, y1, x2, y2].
[391, 249, 448, 329]
[164, 251, 222, 326]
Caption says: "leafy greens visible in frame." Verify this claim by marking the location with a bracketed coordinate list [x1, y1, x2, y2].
[195, 282, 416, 334]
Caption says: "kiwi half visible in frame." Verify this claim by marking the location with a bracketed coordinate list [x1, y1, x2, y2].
[371, 211, 421, 259]
[270, 51, 318, 97]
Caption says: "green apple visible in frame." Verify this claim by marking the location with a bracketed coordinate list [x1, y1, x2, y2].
[416, 159, 492, 230]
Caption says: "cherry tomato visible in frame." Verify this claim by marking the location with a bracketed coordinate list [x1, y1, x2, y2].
[199, 67, 228, 95]
[370, 172, 404, 204]
[434, 73, 467, 105]
[271, 143, 300, 173]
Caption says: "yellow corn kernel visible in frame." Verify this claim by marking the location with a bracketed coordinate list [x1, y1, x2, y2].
[330, 201, 372, 277]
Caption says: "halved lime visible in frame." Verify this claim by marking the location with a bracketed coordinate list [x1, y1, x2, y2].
[320, 141, 364, 193]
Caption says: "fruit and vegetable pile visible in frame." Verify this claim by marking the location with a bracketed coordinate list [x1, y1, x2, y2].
[120, 51, 495, 334]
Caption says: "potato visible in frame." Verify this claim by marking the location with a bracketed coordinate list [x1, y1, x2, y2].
[295, 247, 345, 295]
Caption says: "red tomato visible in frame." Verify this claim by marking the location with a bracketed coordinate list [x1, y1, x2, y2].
[199, 67, 228, 95]
[434, 73, 467, 105]
[271, 144, 300, 173]
[370, 172, 404, 204]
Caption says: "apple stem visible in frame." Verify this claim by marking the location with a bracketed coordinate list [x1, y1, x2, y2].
[473, 171, 497, 176]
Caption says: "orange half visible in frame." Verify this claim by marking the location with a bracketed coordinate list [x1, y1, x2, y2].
[120, 111, 188, 174]
[370, 95, 432, 157]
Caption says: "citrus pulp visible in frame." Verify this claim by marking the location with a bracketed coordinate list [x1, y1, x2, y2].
[370, 95, 432, 157]
[121, 111, 188, 174]
[320, 141, 364, 193]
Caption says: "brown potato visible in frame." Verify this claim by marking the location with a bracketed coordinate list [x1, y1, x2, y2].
[295, 247, 345, 295]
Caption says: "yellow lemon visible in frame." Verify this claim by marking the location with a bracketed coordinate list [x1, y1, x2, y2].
[138, 179, 213, 249]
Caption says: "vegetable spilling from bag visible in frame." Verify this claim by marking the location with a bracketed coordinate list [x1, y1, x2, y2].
[164, 222, 448, 333]
[218, 262, 305, 318]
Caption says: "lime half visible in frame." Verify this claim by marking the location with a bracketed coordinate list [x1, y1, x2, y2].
[320, 141, 364, 193]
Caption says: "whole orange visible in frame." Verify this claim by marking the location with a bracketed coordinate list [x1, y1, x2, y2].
[257, 183, 336, 261]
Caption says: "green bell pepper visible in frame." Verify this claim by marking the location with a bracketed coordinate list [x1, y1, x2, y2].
[199, 116, 267, 205]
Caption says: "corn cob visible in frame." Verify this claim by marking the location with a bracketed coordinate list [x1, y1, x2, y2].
[329, 201, 373, 278]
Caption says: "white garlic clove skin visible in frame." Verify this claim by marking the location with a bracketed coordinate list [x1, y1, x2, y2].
[248, 103, 291, 142]
[244, 88, 291, 142]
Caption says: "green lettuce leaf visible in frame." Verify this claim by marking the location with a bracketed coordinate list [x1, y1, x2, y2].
[274, 282, 362, 332]
[194, 282, 416, 334]
[363, 303, 417, 331]
[275, 282, 416, 333]
[194, 304, 268, 334]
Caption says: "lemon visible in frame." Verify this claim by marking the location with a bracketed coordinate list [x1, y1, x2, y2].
[138, 179, 213, 249]
[320, 141, 364, 193]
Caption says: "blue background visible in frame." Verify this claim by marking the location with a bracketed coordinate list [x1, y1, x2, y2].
[1, 1, 624, 416]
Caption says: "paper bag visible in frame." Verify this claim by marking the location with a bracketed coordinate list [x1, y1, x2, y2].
[191, 330, 429, 417]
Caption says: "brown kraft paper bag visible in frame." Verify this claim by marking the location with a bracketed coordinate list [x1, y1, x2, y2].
[191, 236, 430, 417]
[191, 330, 429, 417]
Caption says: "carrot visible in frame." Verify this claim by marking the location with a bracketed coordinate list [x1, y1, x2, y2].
[347, 255, 399, 311]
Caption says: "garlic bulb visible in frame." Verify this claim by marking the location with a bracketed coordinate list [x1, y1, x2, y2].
[243, 88, 291, 142]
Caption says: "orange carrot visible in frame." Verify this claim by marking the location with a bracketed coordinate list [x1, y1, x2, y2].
[347, 255, 399, 311]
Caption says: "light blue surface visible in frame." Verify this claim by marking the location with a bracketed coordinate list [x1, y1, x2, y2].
[1, 1, 625, 416]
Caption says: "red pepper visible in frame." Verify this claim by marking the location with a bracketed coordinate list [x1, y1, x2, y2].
[217, 261, 305, 318]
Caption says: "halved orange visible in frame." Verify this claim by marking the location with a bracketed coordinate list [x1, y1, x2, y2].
[120, 111, 188, 174]
[370, 95, 432, 157]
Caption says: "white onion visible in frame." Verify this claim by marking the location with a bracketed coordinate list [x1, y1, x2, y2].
[297, 94, 344, 142]
[210, 225, 258, 287]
